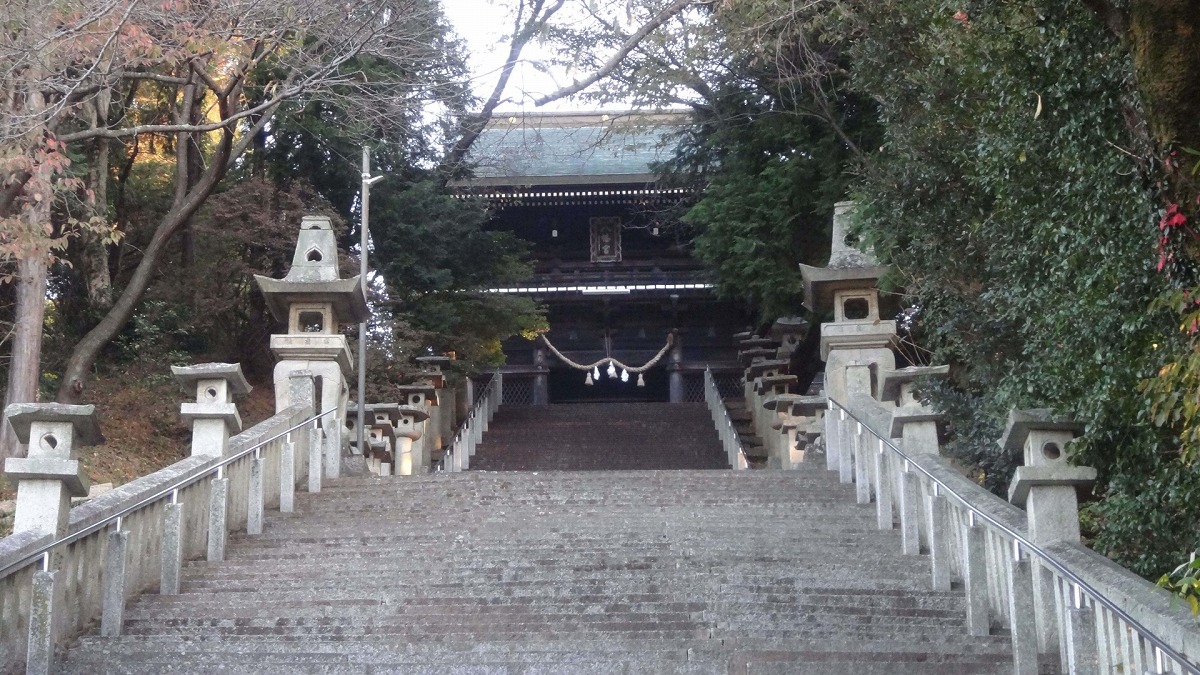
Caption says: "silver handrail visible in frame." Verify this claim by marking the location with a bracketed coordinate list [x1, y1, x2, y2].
[704, 367, 748, 470]
[441, 372, 500, 471]
[0, 406, 335, 580]
[829, 396, 1200, 674]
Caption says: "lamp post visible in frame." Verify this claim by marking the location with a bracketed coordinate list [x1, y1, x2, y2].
[359, 147, 384, 459]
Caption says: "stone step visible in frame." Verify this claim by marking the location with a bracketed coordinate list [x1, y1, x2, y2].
[62, 636, 1022, 674]
[59, 441, 1019, 673]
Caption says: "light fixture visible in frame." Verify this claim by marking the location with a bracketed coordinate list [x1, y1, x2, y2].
[551, 228, 558, 238]
[652, 226, 659, 236]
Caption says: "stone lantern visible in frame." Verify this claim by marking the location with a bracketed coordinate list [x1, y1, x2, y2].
[255, 215, 369, 478]
[392, 406, 430, 475]
[395, 384, 438, 474]
[416, 355, 453, 452]
[768, 316, 809, 361]
[1001, 408, 1095, 655]
[762, 393, 826, 469]
[879, 365, 949, 456]
[4, 404, 102, 538]
[745, 358, 789, 442]
[798, 201, 895, 403]
[172, 363, 251, 458]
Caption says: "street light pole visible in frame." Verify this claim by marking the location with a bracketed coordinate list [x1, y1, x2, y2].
[358, 147, 384, 459]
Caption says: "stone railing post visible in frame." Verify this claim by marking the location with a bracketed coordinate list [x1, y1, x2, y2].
[880, 365, 949, 552]
[1001, 408, 1095, 662]
[3, 403, 102, 675]
[755, 374, 796, 468]
[172, 363, 251, 458]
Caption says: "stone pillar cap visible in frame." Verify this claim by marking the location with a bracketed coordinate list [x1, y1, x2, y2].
[1008, 465, 1097, 507]
[253, 275, 370, 325]
[737, 337, 778, 350]
[395, 384, 438, 404]
[738, 348, 777, 367]
[755, 374, 797, 395]
[5, 403, 104, 446]
[171, 363, 252, 397]
[762, 394, 826, 415]
[878, 365, 949, 403]
[768, 317, 809, 342]
[3, 457, 90, 496]
[889, 407, 946, 438]
[998, 408, 1084, 455]
[358, 402, 402, 425]
[746, 359, 789, 379]
[416, 355, 453, 368]
[396, 406, 430, 423]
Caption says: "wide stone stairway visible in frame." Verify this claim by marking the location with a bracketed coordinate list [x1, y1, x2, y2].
[61, 466, 1017, 673]
[470, 403, 729, 471]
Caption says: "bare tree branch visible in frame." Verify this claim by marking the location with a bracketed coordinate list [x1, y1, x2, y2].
[442, 0, 568, 174]
[532, 0, 701, 106]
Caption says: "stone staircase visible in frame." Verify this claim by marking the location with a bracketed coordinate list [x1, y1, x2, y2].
[61, 469, 1019, 673]
[470, 403, 729, 471]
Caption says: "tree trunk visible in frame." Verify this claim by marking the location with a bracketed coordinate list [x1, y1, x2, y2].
[1128, 0, 1200, 201]
[82, 116, 114, 311]
[0, 255, 49, 463]
[56, 128, 235, 403]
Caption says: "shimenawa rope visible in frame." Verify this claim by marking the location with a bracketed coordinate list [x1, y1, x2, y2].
[539, 333, 674, 386]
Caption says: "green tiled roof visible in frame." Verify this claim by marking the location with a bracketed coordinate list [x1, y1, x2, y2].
[463, 112, 690, 186]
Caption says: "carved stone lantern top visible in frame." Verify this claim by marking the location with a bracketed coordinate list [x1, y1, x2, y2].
[798, 201, 891, 315]
[254, 216, 369, 330]
[6, 403, 104, 450]
[172, 363, 252, 402]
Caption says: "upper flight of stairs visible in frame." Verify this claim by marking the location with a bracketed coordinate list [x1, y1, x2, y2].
[61, 469, 1019, 674]
[470, 403, 729, 471]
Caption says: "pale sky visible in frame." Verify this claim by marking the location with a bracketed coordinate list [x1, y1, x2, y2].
[441, 0, 626, 113]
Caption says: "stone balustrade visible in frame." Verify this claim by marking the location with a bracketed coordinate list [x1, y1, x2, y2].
[704, 368, 749, 470]
[0, 370, 326, 674]
[825, 389, 1200, 674]
[441, 372, 502, 473]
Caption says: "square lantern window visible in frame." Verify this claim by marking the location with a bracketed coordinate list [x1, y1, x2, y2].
[289, 303, 334, 335]
[833, 290, 880, 323]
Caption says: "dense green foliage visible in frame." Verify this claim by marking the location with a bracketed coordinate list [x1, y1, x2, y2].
[636, 0, 1200, 577]
[842, 0, 1199, 576]
[671, 93, 877, 320]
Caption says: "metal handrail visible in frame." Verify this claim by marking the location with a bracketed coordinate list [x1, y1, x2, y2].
[829, 396, 1199, 674]
[704, 367, 748, 469]
[0, 406, 334, 580]
[441, 372, 499, 470]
